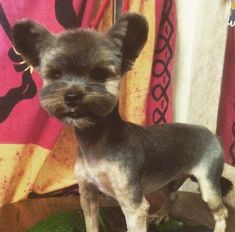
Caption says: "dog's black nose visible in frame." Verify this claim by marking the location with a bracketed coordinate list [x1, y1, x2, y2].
[64, 92, 83, 107]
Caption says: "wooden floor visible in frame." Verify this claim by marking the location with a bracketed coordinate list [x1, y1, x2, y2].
[0, 192, 234, 232]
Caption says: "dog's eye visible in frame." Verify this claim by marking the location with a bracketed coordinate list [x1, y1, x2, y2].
[49, 70, 62, 80]
[55, 72, 62, 79]
[90, 68, 111, 82]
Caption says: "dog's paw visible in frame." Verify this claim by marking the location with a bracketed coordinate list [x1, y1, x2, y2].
[214, 219, 226, 232]
[148, 212, 170, 225]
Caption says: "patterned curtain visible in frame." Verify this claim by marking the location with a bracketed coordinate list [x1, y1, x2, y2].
[146, 0, 176, 125]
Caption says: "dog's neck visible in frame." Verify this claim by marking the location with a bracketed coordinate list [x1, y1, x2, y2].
[75, 104, 124, 148]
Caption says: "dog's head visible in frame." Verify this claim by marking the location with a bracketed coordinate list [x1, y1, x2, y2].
[12, 13, 148, 129]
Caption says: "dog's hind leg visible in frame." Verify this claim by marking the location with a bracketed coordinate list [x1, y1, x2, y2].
[148, 188, 176, 225]
[148, 177, 187, 225]
[195, 170, 228, 232]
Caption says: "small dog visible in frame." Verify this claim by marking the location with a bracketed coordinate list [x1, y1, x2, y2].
[13, 13, 232, 232]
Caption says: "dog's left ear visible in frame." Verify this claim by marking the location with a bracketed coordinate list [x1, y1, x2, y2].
[107, 13, 148, 74]
[12, 19, 53, 67]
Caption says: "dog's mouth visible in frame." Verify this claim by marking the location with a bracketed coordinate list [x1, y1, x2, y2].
[61, 110, 101, 121]
[63, 111, 85, 119]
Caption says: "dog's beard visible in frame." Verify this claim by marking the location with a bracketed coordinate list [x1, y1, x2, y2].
[40, 81, 118, 129]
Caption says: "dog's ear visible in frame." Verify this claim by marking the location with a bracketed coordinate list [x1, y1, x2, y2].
[107, 13, 148, 74]
[12, 20, 53, 67]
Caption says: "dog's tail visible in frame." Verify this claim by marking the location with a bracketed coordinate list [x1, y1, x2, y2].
[220, 176, 233, 197]
[190, 176, 233, 197]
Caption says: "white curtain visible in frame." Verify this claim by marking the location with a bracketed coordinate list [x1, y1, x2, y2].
[173, 0, 230, 132]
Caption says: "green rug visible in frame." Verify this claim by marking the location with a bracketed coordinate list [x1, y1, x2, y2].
[27, 210, 86, 232]
[26, 210, 110, 232]
[26, 208, 211, 232]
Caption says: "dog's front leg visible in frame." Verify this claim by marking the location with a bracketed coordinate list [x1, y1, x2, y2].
[79, 181, 99, 232]
[116, 190, 150, 232]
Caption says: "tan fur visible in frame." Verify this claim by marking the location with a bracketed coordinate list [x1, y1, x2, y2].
[64, 117, 95, 129]
[105, 78, 120, 97]
[120, 197, 149, 232]
[79, 181, 99, 232]
[74, 155, 151, 232]
[196, 176, 228, 232]
[75, 156, 127, 198]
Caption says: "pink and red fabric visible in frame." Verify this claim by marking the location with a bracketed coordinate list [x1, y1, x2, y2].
[0, 0, 96, 149]
[146, 0, 176, 125]
[217, 27, 235, 164]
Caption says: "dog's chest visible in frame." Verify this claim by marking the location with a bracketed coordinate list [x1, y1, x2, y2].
[74, 156, 119, 197]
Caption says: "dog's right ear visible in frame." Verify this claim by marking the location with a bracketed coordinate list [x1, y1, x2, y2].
[107, 13, 148, 74]
[12, 20, 53, 67]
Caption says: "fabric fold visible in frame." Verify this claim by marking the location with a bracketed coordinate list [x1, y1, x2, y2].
[173, 0, 230, 133]
[146, 0, 176, 125]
